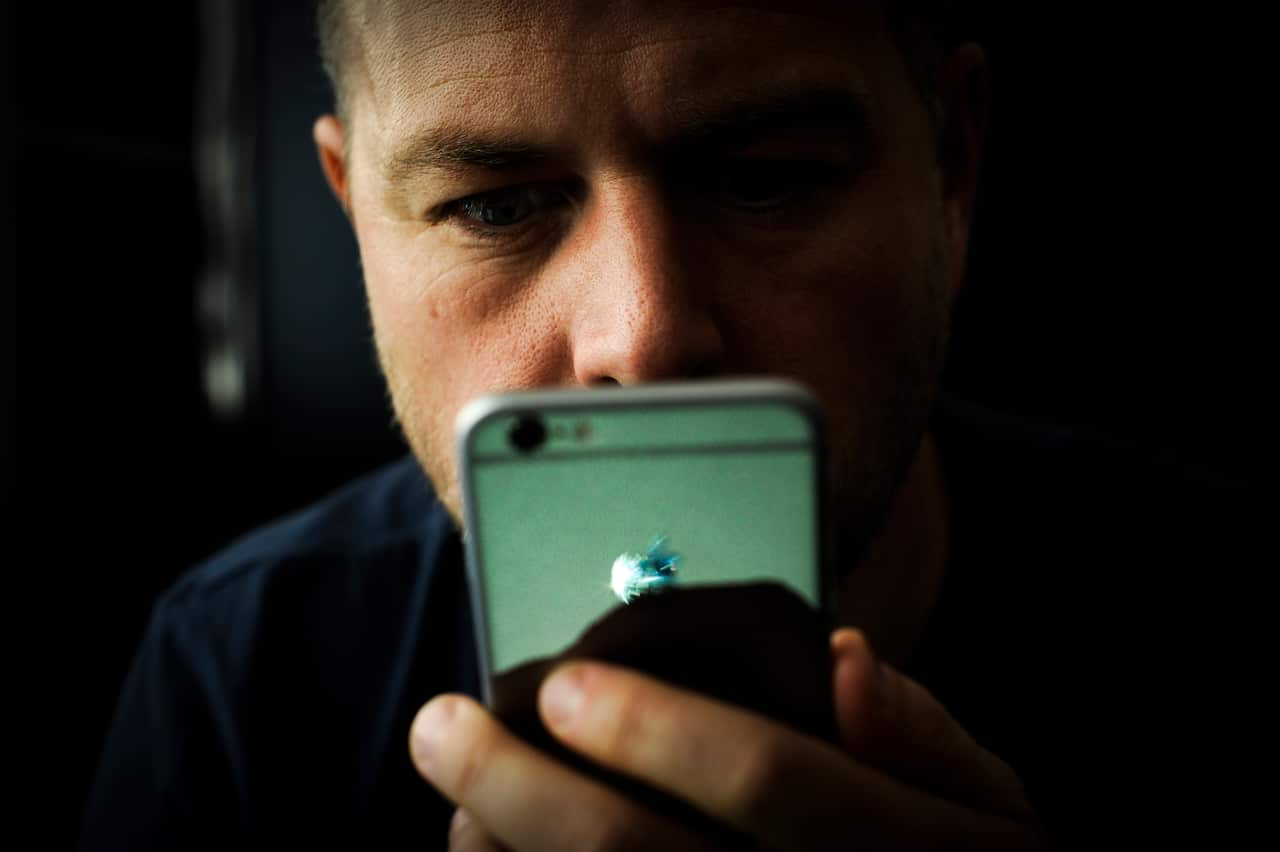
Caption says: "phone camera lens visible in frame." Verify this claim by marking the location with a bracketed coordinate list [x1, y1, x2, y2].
[508, 415, 547, 453]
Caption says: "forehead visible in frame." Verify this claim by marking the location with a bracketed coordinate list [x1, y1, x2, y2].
[349, 0, 912, 162]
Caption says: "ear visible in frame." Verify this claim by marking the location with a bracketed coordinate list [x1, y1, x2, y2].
[314, 114, 351, 215]
[935, 43, 989, 299]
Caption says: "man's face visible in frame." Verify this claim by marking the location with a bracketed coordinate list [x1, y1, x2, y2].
[320, 0, 978, 553]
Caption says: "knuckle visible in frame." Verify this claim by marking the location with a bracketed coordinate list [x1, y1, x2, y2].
[446, 818, 477, 852]
[588, 671, 649, 762]
[447, 709, 495, 802]
[578, 808, 644, 852]
[723, 731, 791, 822]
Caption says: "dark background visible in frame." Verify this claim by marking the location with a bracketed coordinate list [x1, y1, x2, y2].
[3, 3, 1250, 845]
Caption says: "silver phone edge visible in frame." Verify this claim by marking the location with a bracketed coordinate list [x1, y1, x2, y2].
[454, 377, 832, 708]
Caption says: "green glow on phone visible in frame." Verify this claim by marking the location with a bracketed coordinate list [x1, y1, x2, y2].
[467, 401, 820, 673]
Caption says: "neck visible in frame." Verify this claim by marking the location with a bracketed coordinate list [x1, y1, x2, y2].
[834, 431, 950, 669]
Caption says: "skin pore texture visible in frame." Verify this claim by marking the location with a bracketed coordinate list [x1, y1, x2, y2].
[314, 0, 984, 666]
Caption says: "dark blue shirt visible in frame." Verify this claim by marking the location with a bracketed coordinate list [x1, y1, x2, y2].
[80, 398, 1233, 849]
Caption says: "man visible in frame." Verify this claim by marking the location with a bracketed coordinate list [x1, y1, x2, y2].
[81, 1, 1230, 849]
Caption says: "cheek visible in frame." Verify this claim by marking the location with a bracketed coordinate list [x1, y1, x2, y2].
[707, 199, 949, 504]
[716, 208, 945, 379]
[359, 222, 569, 414]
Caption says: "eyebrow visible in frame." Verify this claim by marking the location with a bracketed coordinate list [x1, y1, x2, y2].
[382, 130, 552, 185]
[666, 87, 873, 152]
[381, 87, 872, 184]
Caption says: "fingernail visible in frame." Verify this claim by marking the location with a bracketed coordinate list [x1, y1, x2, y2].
[410, 695, 459, 771]
[450, 808, 471, 834]
[831, 627, 860, 654]
[541, 665, 587, 730]
[831, 628, 869, 662]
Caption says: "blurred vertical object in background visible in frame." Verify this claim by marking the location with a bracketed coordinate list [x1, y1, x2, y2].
[196, 0, 394, 446]
[195, 0, 258, 421]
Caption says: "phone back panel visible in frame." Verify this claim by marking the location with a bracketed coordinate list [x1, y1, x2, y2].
[458, 382, 824, 680]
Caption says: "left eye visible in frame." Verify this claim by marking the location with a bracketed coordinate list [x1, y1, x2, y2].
[445, 184, 567, 229]
[713, 161, 839, 210]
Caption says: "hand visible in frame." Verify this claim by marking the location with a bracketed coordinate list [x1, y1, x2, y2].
[409, 629, 1045, 850]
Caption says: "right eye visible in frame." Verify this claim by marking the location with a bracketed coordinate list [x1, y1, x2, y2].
[440, 184, 570, 233]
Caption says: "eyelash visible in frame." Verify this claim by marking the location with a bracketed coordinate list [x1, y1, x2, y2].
[436, 183, 573, 239]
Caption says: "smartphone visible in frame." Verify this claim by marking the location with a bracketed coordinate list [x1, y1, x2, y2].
[455, 378, 830, 703]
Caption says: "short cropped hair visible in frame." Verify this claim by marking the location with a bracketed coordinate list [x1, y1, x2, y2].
[316, 1, 970, 129]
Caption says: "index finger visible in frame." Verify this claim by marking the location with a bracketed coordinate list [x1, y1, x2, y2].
[537, 661, 1031, 850]
[831, 628, 1032, 820]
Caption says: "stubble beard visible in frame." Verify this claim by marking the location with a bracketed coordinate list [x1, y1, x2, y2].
[824, 228, 953, 580]
[374, 337, 467, 530]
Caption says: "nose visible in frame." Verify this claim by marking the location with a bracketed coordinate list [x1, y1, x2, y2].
[564, 179, 724, 385]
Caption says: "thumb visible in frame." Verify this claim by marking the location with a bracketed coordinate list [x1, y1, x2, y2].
[831, 628, 1031, 820]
